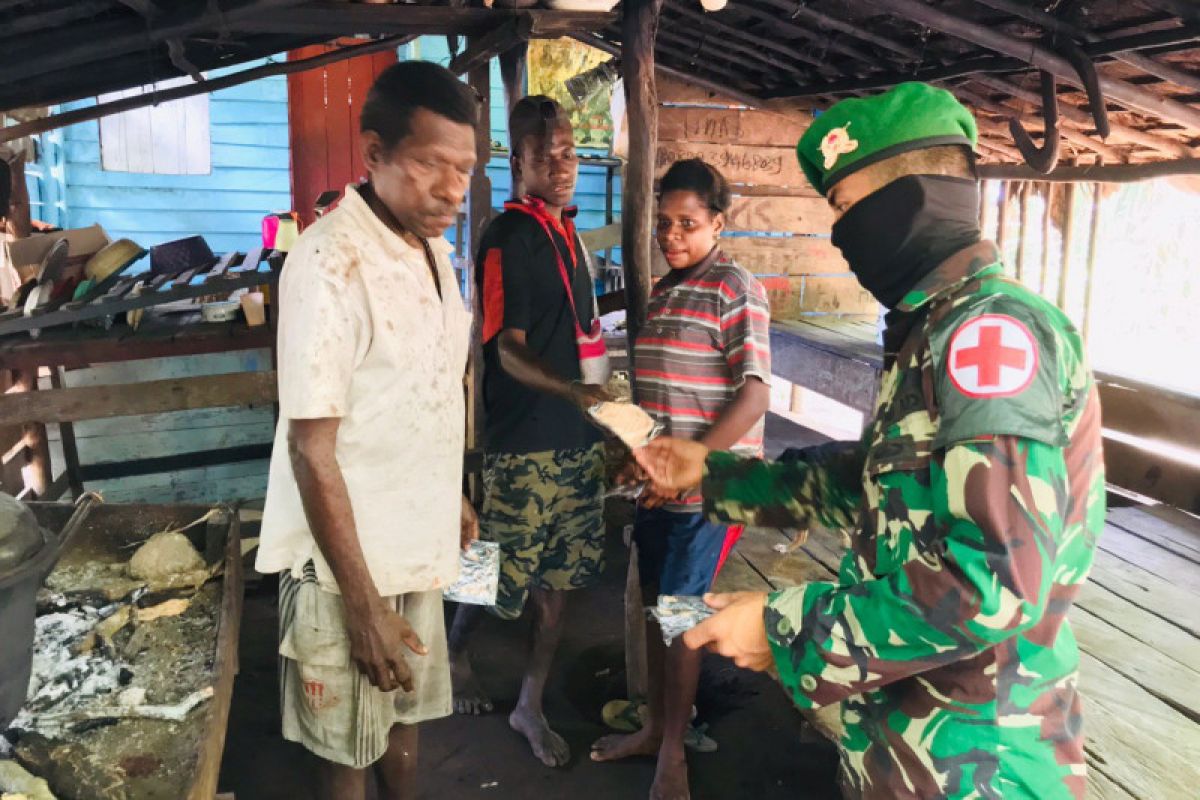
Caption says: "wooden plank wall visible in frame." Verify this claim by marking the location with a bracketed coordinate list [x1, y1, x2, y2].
[655, 76, 876, 320]
[41, 352, 276, 504]
[288, 45, 398, 227]
[57, 60, 292, 256]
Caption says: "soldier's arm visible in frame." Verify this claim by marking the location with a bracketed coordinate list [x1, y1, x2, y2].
[702, 440, 865, 531]
[763, 433, 1076, 709]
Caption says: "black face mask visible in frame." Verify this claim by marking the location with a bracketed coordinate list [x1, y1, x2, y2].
[830, 175, 982, 309]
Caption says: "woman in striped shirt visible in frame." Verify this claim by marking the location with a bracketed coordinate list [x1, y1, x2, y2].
[591, 159, 772, 800]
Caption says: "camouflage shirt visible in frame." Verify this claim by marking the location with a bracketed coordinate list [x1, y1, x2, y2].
[703, 242, 1105, 800]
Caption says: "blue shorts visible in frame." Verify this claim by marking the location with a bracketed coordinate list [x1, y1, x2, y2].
[633, 507, 729, 598]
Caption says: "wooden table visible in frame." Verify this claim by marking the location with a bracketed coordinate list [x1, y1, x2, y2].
[0, 314, 277, 500]
[716, 502, 1200, 800]
[22, 501, 243, 800]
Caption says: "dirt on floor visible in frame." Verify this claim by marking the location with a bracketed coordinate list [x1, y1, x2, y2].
[218, 540, 840, 799]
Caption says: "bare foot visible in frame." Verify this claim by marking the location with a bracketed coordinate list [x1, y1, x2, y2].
[450, 651, 493, 715]
[650, 746, 690, 800]
[509, 706, 570, 767]
[590, 725, 662, 762]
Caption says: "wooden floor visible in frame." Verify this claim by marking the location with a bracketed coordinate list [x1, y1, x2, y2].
[715, 503, 1200, 800]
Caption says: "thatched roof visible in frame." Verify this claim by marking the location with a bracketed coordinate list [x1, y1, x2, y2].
[592, 0, 1200, 163]
[0, 0, 1196, 165]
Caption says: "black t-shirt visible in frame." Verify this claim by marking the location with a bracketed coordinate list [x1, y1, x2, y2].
[476, 199, 601, 455]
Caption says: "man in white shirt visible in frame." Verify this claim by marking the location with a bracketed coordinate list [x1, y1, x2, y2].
[256, 61, 478, 800]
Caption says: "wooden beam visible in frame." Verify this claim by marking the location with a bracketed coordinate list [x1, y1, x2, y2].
[449, 17, 531, 76]
[10, 369, 50, 499]
[49, 368, 84, 500]
[0, 33, 319, 113]
[465, 36, 493, 488]
[653, 26, 774, 82]
[499, 42, 529, 117]
[790, 0, 1194, 158]
[978, 158, 1200, 181]
[577, 33, 763, 108]
[859, 0, 1200, 131]
[0, 35, 415, 142]
[957, 87, 1124, 163]
[662, 1, 819, 78]
[466, 48, 494, 251]
[237, 4, 614, 37]
[618, 0, 662, 707]
[973, 0, 1200, 93]
[0, 372, 278, 427]
[969, 76, 1194, 158]
[1136, 0, 1200, 25]
[0, 0, 308, 85]
[1015, 181, 1030, 283]
[1040, 183, 1053, 297]
[621, 0, 664, 355]
[1, 1, 114, 39]
[741, 0, 895, 73]
[1057, 180, 1077, 308]
[1082, 182, 1102, 344]
[2, 148, 30, 239]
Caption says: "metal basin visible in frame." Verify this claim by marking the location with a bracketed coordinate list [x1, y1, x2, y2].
[0, 496, 97, 730]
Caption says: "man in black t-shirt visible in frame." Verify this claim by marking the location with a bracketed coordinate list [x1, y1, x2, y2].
[448, 97, 609, 768]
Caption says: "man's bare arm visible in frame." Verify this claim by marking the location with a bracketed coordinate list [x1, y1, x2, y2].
[289, 418, 425, 692]
[497, 328, 610, 407]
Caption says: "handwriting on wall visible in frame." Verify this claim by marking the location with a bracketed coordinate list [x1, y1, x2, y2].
[654, 141, 806, 187]
[657, 145, 786, 177]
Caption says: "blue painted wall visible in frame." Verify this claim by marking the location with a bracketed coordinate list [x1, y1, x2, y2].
[58, 61, 292, 256]
[408, 37, 623, 247]
[51, 44, 619, 258]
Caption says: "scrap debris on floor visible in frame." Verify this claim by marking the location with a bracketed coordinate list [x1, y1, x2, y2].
[1, 512, 225, 800]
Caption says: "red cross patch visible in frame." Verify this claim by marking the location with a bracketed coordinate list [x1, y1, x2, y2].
[947, 314, 1038, 398]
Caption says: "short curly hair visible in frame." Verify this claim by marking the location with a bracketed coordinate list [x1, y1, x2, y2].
[658, 158, 732, 215]
[360, 61, 479, 150]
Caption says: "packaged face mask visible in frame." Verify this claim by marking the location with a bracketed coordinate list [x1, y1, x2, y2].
[649, 595, 716, 645]
[444, 541, 500, 606]
[589, 401, 663, 450]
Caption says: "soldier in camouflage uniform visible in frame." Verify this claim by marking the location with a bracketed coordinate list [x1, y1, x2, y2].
[637, 83, 1105, 800]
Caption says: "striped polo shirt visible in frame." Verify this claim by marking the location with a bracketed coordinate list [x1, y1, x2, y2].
[634, 246, 772, 512]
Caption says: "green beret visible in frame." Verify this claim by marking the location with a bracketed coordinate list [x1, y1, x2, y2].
[796, 82, 978, 196]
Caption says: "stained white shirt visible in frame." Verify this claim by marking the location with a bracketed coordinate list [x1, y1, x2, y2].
[257, 185, 472, 596]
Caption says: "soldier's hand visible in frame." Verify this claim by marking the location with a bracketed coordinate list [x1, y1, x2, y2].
[638, 481, 676, 509]
[346, 602, 427, 693]
[634, 437, 709, 493]
[682, 592, 773, 671]
[614, 457, 645, 486]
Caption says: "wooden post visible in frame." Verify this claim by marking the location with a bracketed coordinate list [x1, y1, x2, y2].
[1015, 182, 1030, 283]
[50, 367, 84, 499]
[1082, 182, 1102, 343]
[1057, 181, 1077, 311]
[465, 41, 493, 504]
[978, 179, 991, 232]
[12, 369, 50, 499]
[499, 42, 528, 117]
[1040, 182, 1054, 298]
[499, 42, 528, 198]
[995, 181, 1009, 257]
[620, 0, 663, 367]
[3, 149, 30, 240]
[619, 0, 663, 706]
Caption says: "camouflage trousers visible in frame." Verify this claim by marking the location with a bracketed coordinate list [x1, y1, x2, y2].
[481, 444, 606, 620]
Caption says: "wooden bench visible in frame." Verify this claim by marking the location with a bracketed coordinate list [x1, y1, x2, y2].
[716, 502, 1200, 800]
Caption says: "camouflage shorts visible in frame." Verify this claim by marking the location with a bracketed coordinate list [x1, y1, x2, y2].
[482, 444, 606, 620]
